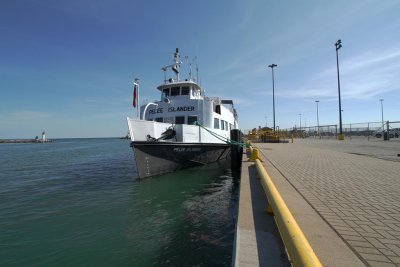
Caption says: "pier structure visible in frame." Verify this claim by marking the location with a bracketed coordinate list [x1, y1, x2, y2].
[235, 138, 400, 266]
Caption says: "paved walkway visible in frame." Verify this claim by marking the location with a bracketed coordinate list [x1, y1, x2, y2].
[254, 138, 400, 266]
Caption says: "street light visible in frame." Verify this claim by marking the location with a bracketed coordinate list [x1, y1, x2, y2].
[380, 99, 384, 132]
[335, 39, 344, 140]
[315, 100, 320, 136]
[299, 113, 302, 130]
[265, 116, 268, 128]
[268, 64, 278, 131]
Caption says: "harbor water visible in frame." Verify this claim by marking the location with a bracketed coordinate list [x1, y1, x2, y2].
[0, 138, 240, 266]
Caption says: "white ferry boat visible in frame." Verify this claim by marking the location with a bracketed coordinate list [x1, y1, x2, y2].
[127, 49, 241, 178]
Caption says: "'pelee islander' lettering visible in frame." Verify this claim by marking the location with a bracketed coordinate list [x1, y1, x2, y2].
[168, 106, 195, 112]
[149, 106, 195, 115]
[149, 108, 163, 115]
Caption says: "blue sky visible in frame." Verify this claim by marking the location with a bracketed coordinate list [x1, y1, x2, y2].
[1, 0, 400, 138]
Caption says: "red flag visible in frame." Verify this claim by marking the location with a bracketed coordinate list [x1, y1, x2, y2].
[133, 83, 137, 108]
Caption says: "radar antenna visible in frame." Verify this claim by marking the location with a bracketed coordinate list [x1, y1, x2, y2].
[161, 48, 182, 83]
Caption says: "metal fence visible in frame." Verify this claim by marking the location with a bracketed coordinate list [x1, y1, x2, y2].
[245, 120, 400, 141]
[286, 121, 400, 141]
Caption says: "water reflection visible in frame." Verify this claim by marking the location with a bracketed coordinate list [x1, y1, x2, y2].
[127, 160, 240, 266]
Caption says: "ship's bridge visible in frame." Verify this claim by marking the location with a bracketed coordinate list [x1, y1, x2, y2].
[157, 81, 203, 101]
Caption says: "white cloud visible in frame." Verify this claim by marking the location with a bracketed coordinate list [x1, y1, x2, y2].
[280, 47, 400, 100]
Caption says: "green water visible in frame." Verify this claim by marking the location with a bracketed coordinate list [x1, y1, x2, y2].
[0, 138, 239, 266]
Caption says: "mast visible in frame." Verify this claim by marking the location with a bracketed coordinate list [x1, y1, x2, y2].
[161, 48, 182, 83]
[172, 48, 180, 81]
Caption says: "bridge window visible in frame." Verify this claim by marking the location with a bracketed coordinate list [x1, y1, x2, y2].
[155, 117, 163, 122]
[175, 116, 185, 124]
[192, 89, 201, 97]
[221, 120, 225, 130]
[164, 117, 174, 123]
[162, 88, 170, 98]
[171, 87, 180, 96]
[181, 86, 190, 95]
[214, 118, 220, 129]
[188, 116, 197, 125]
[225, 121, 228, 131]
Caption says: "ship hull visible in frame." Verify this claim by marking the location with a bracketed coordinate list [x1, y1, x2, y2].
[131, 141, 231, 178]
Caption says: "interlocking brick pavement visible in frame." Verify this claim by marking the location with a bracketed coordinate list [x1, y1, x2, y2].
[254, 139, 400, 266]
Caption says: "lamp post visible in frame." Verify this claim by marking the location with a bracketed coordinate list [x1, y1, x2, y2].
[265, 116, 268, 128]
[315, 100, 320, 136]
[380, 99, 384, 132]
[268, 64, 278, 131]
[335, 39, 344, 140]
[299, 113, 302, 131]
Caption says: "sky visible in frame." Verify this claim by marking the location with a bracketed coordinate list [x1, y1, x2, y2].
[1, 0, 400, 138]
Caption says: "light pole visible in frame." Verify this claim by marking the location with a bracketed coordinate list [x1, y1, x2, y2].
[299, 113, 302, 131]
[265, 116, 268, 128]
[335, 39, 344, 140]
[315, 100, 320, 136]
[380, 99, 384, 132]
[268, 64, 278, 131]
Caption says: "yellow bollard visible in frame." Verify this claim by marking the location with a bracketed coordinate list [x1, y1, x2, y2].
[246, 145, 251, 155]
[250, 148, 263, 161]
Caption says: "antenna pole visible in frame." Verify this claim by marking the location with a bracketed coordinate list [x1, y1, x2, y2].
[162, 67, 167, 84]
[186, 56, 193, 81]
[196, 63, 199, 83]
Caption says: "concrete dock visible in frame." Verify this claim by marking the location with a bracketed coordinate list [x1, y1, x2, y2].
[235, 138, 400, 266]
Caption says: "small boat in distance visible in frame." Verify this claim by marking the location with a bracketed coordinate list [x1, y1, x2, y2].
[127, 48, 241, 178]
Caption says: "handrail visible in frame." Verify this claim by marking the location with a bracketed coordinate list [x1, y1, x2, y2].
[252, 148, 323, 267]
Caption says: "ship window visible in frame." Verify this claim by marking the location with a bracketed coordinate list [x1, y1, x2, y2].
[164, 117, 174, 123]
[215, 105, 221, 114]
[181, 86, 190, 95]
[214, 118, 220, 129]
[225, 121, 228, 131]
[175, 116, 185, 124]
[188, 116, 197, 125]
[192, 89, 200, 97]
[155, 117, 163, 122]
[162, 88, 170, 98]
[171, 87, 180, 96]
[221, 120, 225, 130]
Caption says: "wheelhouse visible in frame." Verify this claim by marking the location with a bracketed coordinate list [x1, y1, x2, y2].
[158, 81, 203, 101]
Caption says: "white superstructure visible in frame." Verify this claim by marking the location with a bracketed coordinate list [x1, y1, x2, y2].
[127, 49, 239, 144]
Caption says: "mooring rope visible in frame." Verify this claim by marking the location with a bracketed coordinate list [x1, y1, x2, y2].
[193, 121, 249, 148]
